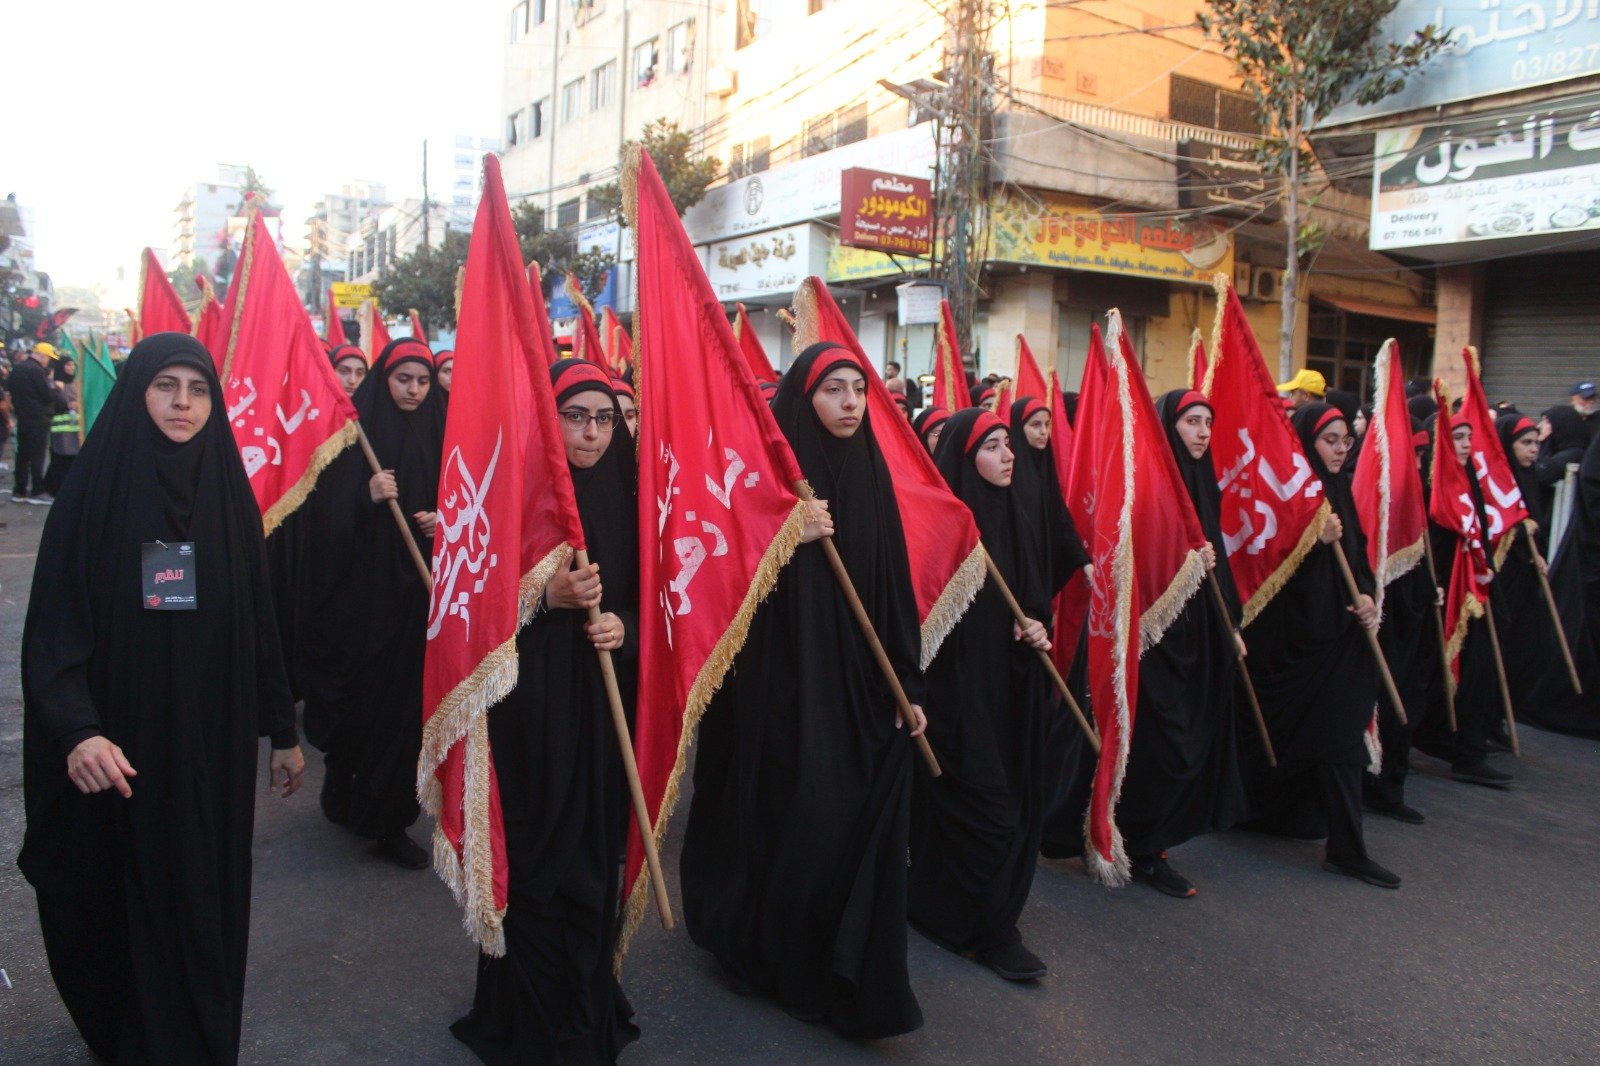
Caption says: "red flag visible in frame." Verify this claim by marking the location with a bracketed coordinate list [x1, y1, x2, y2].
[325, 286, 348, 346]
[409, 307, 427, 342]
[1046, 369, 1080, 680]
[1013, 334, 1049, 402]
[1429, 381, 1491, 681]
[732, 303, 779, 383]
[525, 262, 561, 367]
[621, 145, 811, 955]
[1187, 330, 1209, 393]
[931, 299, 971, 412]
[418, 154, 587, 955]
[1204, 278, 1331, 624]
[1054, 346, 1109, 679]
[1460, 346, 1531, 563]
[138, 248, 191, 337]
[216, 207, 359, 533]
[193, 274, 226, 357]
[358, 298, 391, 363]
[125, 308, 142, 347]
[793, 276, 984, 662]
[565, 273, 606, 368]
[1352, 339, 1427, 616]
[610, 314, 633, 372]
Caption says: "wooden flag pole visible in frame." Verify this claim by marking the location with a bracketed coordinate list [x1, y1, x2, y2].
[354, 422, 435, 590]
[1480, 591, 1522, 757]
[982, 552, 1101, 754]
[1523, 526, 1583, 695]
[1332, 542, 1408, 725]
[1420, 534, 1459, 732]
[574, 548, 674, 929]
[793, 482, 942, 776]
[1204, 570, 1276, 767]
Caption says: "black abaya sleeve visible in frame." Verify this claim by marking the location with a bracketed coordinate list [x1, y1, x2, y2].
[22, 553, 101, 757]
[249, 538, 297, 749]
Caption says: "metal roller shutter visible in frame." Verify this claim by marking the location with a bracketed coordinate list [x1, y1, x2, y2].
[1481, 250, 1600, 413]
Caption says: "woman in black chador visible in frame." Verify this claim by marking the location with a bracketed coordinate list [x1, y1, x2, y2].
[20, 332, 305, 1062]
[1115, 391, 1250, 897]
[301, 336, 444, 868]
[909, 407, 1058, 982]
[681, 341, 927, 1040]
[452, 359, 640, 1064]
[1243, 403, 1400, 889]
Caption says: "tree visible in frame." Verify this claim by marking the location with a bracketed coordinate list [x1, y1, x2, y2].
[1200, 0, 1447, 376]
[167, 257, 215, 315]
[512, 200, 576, 276]
[587, 118, 719, 221]
[371, 230, 471, 334]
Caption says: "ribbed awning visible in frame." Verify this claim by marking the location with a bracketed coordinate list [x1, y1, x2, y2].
[1315, 295, 1436, 325]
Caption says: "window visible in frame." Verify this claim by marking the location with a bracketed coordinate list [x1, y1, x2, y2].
[801, 102, 868, 157]
[1169, 74, 1258, 135]
[729, 136, 770, 178]
[633, 38, 659, 88]
[529, 98, 546, 139]
[556, 197, 580, 228]
[505, 109, 525, 147]
[667, 20, 694, 74]
[508, 1, 529, 42]
[586, 194, 610, 220]
[561, 77, 584, 123]
[533, 0, 546, 24]
[736, 0, 772, 49]
[591, 60, 616, 110]
[568, 0, 601, 25]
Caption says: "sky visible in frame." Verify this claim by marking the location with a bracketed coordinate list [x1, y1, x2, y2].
[3, 0, 508, 299]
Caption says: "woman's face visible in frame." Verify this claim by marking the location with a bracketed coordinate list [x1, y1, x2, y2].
[388, 362, 432, 411]
[1452, 424, 1473, 466]
[1352, 410, 1369, 438]
[559, 390, 616, 468]
[1176, 407, 1213, 459]
[925, 423, 944, 456]
[335, 356, 366, 396]
[1314, 418, 1352, 474]
[1023, 410, 1051, 451]
[811, 366, 866, 438]
[1513, 432, 1538, 468]
[145, 363, 212, 444]
[437, 360, 453, 393]
[618, 393, 638, 434]
[974, 429, 1014, 487]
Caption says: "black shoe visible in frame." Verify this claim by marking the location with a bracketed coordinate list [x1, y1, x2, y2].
[319, 769, 351, 826]
[1363, 798, 1426, 825]
[1322, 855, 1401, 889]
[377, 830, 430, 870]
[1451, 761, 1514, 789]
[977, 940, 1047, 982]
[1131, 853, 1196, 898]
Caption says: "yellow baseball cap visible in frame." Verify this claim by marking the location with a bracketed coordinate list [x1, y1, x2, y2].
[1276, 368, 1325, 397]
[33, 342, 57, 360]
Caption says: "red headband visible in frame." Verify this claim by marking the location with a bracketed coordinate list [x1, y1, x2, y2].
[1175, 390, 1210, 416]
[386, 338, 433, 369]
[965, 411, 1007, 453]
[1313, 408, 1345, 436]
[331, 344, 366, 367]
[919, 408, 950, 435]
[553, 360, 615, 401]
[1510, 416, 1536, 439]
[976, 386, 996, 405]
[433, 348, 455, 368]
[1019, 397, 1048, 423]
[804, 346, 864, 393]
[609, 375, 636, 400]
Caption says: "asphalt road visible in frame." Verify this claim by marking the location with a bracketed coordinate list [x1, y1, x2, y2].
[3, 499, 1599, 1063]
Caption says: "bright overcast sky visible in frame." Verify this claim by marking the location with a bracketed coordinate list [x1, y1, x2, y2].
[3, 0, 508, 296]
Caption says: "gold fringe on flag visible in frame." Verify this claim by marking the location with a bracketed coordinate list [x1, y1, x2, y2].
[220, 202, 262, 383]
[261, 420, 357, 536]
[1203, 273, 1227, 397]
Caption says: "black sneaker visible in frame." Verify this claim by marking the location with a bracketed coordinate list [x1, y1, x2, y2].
[1363, 798, 1426, 825]
[320, 769, 351, 827]
[977, 940, 1047, 982]
[1131, 853, 1197, 898]
[1451, 761, 1514, 789]
[1322, 855, 1401, 889]
[377, 829, 430, 870]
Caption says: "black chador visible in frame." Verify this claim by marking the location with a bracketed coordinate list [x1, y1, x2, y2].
[680, 342, 924, 1039]
[451, 360, 640, 1064]
[909, 407, 1058, 981]
[1243, 403, 1398, 889]
[20, 333, 298, 1061]
[1114, 391, 1249, 895]
[301, 337, 444, 861]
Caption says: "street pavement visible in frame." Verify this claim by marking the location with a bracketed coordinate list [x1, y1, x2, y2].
[3, 500, 1600, 1063]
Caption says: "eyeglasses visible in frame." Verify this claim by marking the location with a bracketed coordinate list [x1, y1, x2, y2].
[1318, 433, 1354, 450]
[559, 408, 616, 429]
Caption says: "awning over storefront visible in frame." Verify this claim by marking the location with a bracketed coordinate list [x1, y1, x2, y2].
[1314, 295, 1435, 325]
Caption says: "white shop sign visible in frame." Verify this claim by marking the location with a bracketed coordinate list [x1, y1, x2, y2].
[705, 223, 830, 300]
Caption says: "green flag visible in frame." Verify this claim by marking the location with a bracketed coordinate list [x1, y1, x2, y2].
[80, 331, 118, 434]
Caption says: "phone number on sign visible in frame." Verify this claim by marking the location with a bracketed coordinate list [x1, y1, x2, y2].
[1512, 44, 1600, 83]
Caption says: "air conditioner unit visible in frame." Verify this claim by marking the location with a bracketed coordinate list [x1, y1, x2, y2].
[706, 65, 737, 97]
[1252, 266, 1282, 302]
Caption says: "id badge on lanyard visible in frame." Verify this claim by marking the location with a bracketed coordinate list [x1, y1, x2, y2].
[142, 541, 197, 610]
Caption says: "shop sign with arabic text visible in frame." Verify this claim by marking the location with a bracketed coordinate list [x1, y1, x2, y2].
[987, 190, 1233, 284]
[838, 168, 933, 255]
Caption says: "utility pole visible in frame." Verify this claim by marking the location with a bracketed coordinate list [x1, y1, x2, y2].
[933, 0, 995, 368]
[421, 139, 432, 248]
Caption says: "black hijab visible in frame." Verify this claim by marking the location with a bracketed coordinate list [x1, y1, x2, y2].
[352, 337, 446, 519]
[1157, 388, 1240, 619]
[1542, 405, 1589, 457]
[1292, 403, 1374, 592]
[1498, 412, 1545, 526]
[550, 358, 638, 568]
[1007, 395, 1086, 593]
[913, 405, 950, 453]
[934, 407, 1049, 619]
